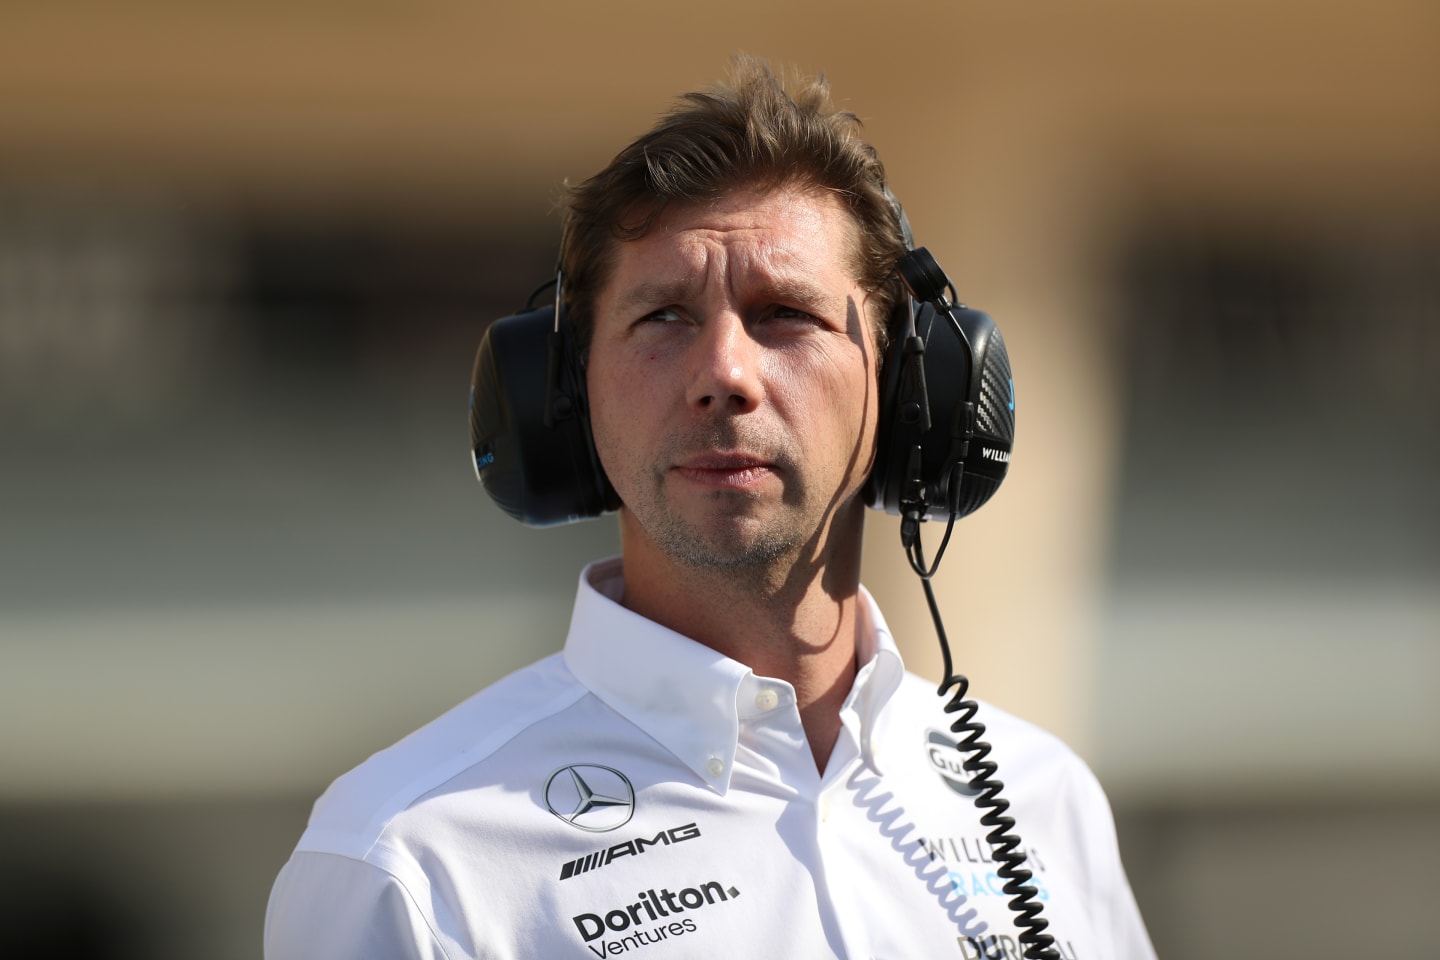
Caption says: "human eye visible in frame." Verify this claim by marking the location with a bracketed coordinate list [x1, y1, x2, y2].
[637, 306, 684, 325]
[766, 304, 827, 329]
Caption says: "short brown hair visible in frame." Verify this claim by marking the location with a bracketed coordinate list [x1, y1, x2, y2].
[560, 55, 909, 357]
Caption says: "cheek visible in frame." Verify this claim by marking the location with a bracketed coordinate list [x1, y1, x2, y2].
[835, 359, 881, 460]
[585, 368, 621, 461]
[776, 357, 876, 465]
[763, 341, 843, 400]
[587, 359, 662, 472]
[796, 348, 874, 418]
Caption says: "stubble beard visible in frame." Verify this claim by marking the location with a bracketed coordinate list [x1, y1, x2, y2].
[644, 495, 802, 574]
[625, 422, 813, 580]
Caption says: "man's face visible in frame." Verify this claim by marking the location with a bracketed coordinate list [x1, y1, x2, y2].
[586, 183, 881, 573]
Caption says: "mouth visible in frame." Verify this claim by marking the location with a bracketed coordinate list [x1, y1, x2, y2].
[670, 452, 777, 490]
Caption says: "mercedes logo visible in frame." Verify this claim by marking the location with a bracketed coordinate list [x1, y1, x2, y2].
[544, 764, 636, 833]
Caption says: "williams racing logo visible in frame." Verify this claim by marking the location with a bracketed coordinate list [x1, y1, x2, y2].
[572, 880, 741, 956]
[545, 764, 635, 833]
[926, 729, 982, 797]
[560, 822, 702, 880]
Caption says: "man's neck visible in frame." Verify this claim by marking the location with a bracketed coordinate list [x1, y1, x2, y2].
[617, 511, 866, 772]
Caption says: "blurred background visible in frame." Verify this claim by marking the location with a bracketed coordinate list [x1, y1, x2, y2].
[1, 1, 1436, 957]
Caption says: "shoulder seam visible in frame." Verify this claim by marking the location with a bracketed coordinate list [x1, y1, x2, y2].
[389, 859, 456, 960]
[361, 682, 590, 855]
[281, 850, 456, 960]
[294, 679, 590, 860]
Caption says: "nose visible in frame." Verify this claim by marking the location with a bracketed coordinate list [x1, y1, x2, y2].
[685, 310, 763, 414]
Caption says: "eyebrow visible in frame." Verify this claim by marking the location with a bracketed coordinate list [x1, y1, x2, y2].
[612, 274, 842, 316]
[753, 275, 839, 314]
[613, 279, 699, 315]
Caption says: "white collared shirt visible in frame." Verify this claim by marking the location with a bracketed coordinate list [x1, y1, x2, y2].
[266, 558, 1155, 960]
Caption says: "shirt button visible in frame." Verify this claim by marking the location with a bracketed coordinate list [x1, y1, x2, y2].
[754, 688, 779, 711]
[706, 757, 726, 778]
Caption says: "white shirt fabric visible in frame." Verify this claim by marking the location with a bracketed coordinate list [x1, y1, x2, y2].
[266, 558, 1155, 960]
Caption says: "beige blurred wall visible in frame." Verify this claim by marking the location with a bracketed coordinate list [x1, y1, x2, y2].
[4, 8, 1438, 959]
[2, 0, 1437, 790]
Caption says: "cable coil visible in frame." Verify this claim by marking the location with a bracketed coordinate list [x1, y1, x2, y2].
[905, 507, 1059, 960]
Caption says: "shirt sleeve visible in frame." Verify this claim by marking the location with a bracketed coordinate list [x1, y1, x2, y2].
[1077, 766, 1158, 960]
[1108, 872, 1158, 960]
[265, 851, 450, 960]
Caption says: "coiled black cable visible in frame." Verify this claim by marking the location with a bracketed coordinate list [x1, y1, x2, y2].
[902, 495, 1060, 960]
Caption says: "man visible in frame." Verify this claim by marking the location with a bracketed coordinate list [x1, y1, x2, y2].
[265, 58, 1155, 960]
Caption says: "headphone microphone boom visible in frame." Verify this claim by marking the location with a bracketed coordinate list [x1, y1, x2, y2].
[469, 246, 1013, 529]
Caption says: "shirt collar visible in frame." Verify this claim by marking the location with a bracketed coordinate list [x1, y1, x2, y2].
[562, 557, 905, 793]
[840, 591, 905, 773]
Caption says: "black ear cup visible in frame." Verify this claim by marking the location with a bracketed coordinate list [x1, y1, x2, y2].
[961, 315, 1015, 514]
[469, 306, 618, 526]
[863, 254, 1015, 521]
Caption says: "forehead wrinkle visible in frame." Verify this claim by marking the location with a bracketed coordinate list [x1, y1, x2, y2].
[610, 230, 724, 314]
[726, 237, 847, 316]
[610, 199, 859, 318]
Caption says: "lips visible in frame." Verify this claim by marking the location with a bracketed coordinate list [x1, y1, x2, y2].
[670, 452, 776, 489]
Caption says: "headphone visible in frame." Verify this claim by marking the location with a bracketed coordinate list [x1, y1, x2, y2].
[468, 217, 1015, 528]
